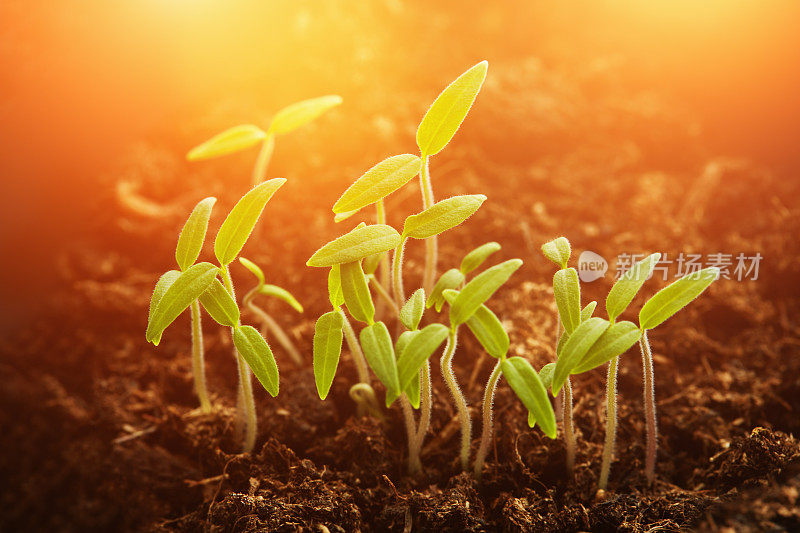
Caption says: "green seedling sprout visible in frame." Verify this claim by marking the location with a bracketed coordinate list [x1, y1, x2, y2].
[146, 179, 286, 452]
[238, 257, 304, 366]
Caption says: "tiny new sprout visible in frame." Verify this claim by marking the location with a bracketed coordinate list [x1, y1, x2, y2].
[146, 179, 286, 452]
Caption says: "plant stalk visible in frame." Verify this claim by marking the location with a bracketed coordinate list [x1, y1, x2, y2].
[640, 329, 658, 485]
[190, 300, 212, 413]
[440, 327, 471, 470]
[391, 237, 408, 306]
[563, 377, 576, 475]
[401, 395, 422, 476]
[419, 156, 437, 293]
[599, 356, 619, 490]
[251, 133, 275, 187]
[368, 275, 400, 317]
[408, 361, 433, 475]
[474, 359, 502, 479]
[375, 199, 393, 318]
[244, 296, 303, 365]
[339, 308, 370, 385]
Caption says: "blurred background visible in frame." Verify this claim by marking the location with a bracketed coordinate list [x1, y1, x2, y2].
[1, 0, 799, 329]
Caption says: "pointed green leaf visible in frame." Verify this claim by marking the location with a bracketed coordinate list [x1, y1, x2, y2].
[198, 278, 240, 327]
[239, 256, 265, 286]
[501, 357, 556, 439]
[268, 95, 342, 136]
[573, 321, 641, 374]
[306, 224, 401, 267]
[334, 209, 358, 223]
[146, 263, 218, 345]
[395, 329, 420, 356]
[606, 253, 661, 321]
[552, 317, 610, 395]
[175, 197, 216, 271]
[147, 270, 180, 333]
[186, 124, 266, 161]
[233, 325, 279, 396]
[581, 301, 597, 322]
[528, 360, 555, 429]
[313, 310, 344, 400]
[395, 330, 422, 408]
[257, 284, 303, 313]
[443, 290, 508, 358]
[214, 178, 286, 266]
[359, 322, 400, 406]
[416, 60, 488, 156]
[556, 329, 569, 358]
[400, 289, 426, 331]
[639, 267, 720, 330]
[333, 154, 422, 214]
[363, 251, 384, 276]
[460, 242, 501, 275]
[402, 195, 486, 240]
[450, 259, 523, 326]
[406, 369, 422, 409]
[541, 237, 571, 268]
[553, 268, 581, 334]
[328, 265, 344, 307]
[397, 323, 449, 393]
[427, 268, 466, 311]
[340, 261, 375, 324]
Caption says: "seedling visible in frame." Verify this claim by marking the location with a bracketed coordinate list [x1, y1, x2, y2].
[146, 179, 286, 452]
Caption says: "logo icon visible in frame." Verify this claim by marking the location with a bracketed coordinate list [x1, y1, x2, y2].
[578, 250, 607, 282]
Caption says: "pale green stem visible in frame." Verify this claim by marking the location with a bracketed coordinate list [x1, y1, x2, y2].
[474, 359, 502, 479]
[375, 199, 393, 318]
[244, 295, 303, 366]
[190, 300, 212, 413]
[391, 237, 408, 306]
[349, 383, 384, 420]
[419, 155, 437, 293]
[251, 133, 275, 187]
[599, 356, 619, 490]
[368, 275, 400, 317]
[440, 327, 471, 470]
[640, 329, 657, 485]
[554, 316, 564, 422]
[339, 308, 370, 384]
[406, 360, 432, 477]
[564, 377, 576, 475]
[401, 395, 422, 476]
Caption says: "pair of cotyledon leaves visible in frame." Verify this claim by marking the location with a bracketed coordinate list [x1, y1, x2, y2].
[425, 242, 504, 313]
[186, 95, 343, 161]
[146, 179, 286, 396]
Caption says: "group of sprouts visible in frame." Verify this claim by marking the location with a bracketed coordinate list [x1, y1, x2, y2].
[145, 62, 720, 488]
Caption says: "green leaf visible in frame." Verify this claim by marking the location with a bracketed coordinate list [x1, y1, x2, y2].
[460, 242, 501, 275]
[239, 256, 265, 286]
[395, 330, 420, 356]
[312, 310, 344, 400]
[175, 197, 216, 271]
[606, 253, 661, 321]
[146, 263, 218, 345]
[400, 289, 426, 331]
[257, 284, 304, 313]
[556, 329, 569, 358]
[501, 357, 556, 439]
[539, 362, 556, 390]
[416, 60, 488, 156]
[340, 261, 375, 324]
[397, 324, 449, 393]
[395, 330, 422, 408]
[307, 224, 401, 267]
[449, 259, 523, 326]
[214, 178, 286, 266]
[328, 265, 344, 307]
[334, 209, 358, 223]
[639, 267, 720, 330]
[233, 325, 279, 397]
[427, 268, 466, 311]
[541, 237, 571, 268]
[186, 124, 266, 161]
[443, 290, 509, 358]
[553, 268, 581, 334]
[362, 252, 384, 276]
[333, 154, 422, 214]
[147, 270, 180, 333]
[406, 370, 422, 409]
[552, 317, 610, 395]
[573, 321, 641, 374]
[268, 95, 342, 136]
[402, 195, 486, 240]
[198, 278, 240, 327]
[581, 301, 597, 322]
[359, 322, 400, 406]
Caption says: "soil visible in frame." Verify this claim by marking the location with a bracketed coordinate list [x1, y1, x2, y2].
[3, 16, 800, 532]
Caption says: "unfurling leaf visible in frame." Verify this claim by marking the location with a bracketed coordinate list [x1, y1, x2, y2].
[359, 322, 400, 406]
[328, 265, 344, 307]
[239, 256, 265, 286]
[146, 263, 218, 345]
[639, 267, 720, 330]
[581, 301, 597, 322]
[313, 311, 344, 400]
[397, 324, 449, 393]
[402, 195, 486, 240]
[450, 259, 523, 326]
[333, 154, 422, 214]
[573, 321, 640, 374]
[186, 125, 266, 161]
[175, 197, 216, 271]
[268, 95, 342, 136]
[606, 253, 661, 321]
[427, 268, 466, 311]
[541, 237, 571, 268]
[147, 270, 180, 331]
[552, 317, 610, 395]
[214, 178, 286, 266]
[198, 278, 240, 327]
[340, 261, 375, 324]
[416, 60, 488, 156]
[257, 285, 303, 313]
[233, 325, 279, 396]
[553, 268, 581, 334]
[400, 289, 426, 331]
[307, 224, 401, 267]
[443, 290, 508, 358]
[460, 242, 501, 275]
[501, 357, 556, 439]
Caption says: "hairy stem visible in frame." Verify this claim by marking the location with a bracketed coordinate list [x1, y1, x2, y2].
[251, 133, 275, 187]
[190, 300, 212, 413]
[419, 156, 437, 293]
[640, 330, 658, 485]
[348, 383, 384, 420]
[440, 327, 471, 470]
[599, 356, 619, 490]
[474, 359, 502, 479]
[564, 377, 576, 474]
[391, 237, 408, 306]
[401, 395, 422, 476]
[244, 297, 303, 366]
[408, 361, 433, 475]
[368, 275, 400, 317]
[375, 199, 393, 319]
[339, 308, 370, 385]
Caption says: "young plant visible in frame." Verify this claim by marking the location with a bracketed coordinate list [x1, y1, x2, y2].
[146, 179, 286, 452]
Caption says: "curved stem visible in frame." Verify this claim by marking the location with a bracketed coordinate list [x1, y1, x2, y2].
[391, 237, 408, 306]
[251, 133, 275, 187]
[641, 330, 657, 485]
[368, 275, 400, 317]
[474, 359, 502, 479]
[440, 327, 471, 470]
[244, 296, 303, 366]
[599, 356, 619, 490]
[349, 383, 384, 420]
[190, 300, 212, 413]
[564, 377, 576, 475]
[419, 156, 437, 293]
[339, 308, 370, 385]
